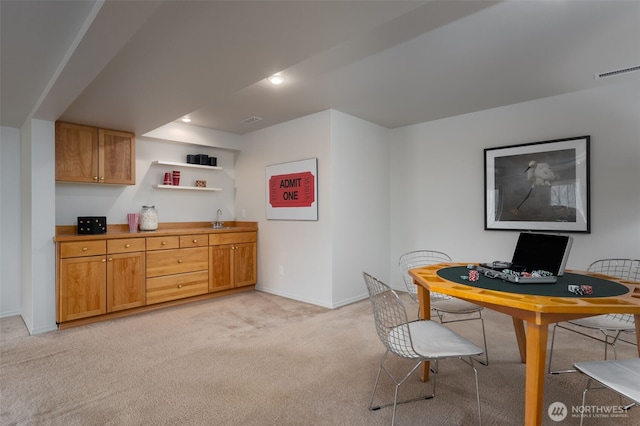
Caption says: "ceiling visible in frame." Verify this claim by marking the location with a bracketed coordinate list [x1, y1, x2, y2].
[2, 1, 639, 137]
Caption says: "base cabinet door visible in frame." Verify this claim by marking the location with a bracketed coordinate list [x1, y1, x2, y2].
[59, 255, 107, 322]
[234, 242, 257, 288]
[107, 252, 145, 312]
[209, 245, 233, 292]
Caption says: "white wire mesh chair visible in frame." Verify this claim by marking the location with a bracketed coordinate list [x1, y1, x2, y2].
[548, 259, 640, 374]
[399, 250, 488, 365]
[573, 358, 640, 426]
[363, 272, 483, 426]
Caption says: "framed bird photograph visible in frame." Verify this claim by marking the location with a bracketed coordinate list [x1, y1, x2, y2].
[484, 136, 590, 233]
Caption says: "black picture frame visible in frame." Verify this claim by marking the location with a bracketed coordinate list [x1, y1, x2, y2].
[484, 136, 590, 233]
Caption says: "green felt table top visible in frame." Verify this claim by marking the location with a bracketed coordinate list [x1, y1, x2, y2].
[437, 266, 629, 298]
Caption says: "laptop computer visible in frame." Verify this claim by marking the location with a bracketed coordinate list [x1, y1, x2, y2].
[479, 232, 574, 283]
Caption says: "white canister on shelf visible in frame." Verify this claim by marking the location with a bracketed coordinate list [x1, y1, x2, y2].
[139, 205, 158, 231]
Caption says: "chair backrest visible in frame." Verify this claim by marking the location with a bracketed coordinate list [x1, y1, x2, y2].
[588, 259, 640, 324]
[398, 250, 452, 300]
[363, 272, 417, 358]
[587, 259, 640, 281]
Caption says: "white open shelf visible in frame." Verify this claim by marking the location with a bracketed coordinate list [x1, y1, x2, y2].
[153, 185, 222, 192]
[151, 160, 222, 171]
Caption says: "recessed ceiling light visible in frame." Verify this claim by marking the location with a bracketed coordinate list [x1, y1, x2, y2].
[181, 117, 191, 123]
[268, 74, 285, 85]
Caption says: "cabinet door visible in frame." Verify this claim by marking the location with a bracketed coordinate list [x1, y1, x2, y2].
[107, 252, 145, 312]
[209, 245, 233, 292]
[99, 128, 136, 185]
[59, 255, 107, 322]
[55, 122, 99, 183]
[234, 242, 257, 287]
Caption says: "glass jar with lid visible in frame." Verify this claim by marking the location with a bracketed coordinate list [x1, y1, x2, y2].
[139, 205, 158, 231]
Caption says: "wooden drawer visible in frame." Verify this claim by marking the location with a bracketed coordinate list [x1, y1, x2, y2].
[107, 238, 145, 254]
[146, 270, 209, 305]
[209, 232, 257, 246]
[146, 247, 208, 278]
[180, 234, 208, 248]
[146, 236, 180, 251]
[60, 240, 106, 258]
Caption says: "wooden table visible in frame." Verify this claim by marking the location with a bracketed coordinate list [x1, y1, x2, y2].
[409, 263, 640, 426]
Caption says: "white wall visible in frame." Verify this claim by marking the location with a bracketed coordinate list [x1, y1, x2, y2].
[389, 80, 640, 289]
[20, 119, 57, 333]
[331, 111, 390, 304]
[236, 111, 334, 306]
[0, 127, 22, 316]
[56, 136, 237, 226]
[235, 110, 391, 308]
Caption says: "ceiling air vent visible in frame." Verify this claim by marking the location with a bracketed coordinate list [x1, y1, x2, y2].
[594, 64, 640, 80]
[241, 116, 263, 124]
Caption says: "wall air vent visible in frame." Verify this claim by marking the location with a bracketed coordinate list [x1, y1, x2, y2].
[241, 116, 263, 124]
[594, 64, 640, 80]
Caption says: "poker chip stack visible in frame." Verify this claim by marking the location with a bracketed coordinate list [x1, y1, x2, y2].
[469, 269, 479, 282]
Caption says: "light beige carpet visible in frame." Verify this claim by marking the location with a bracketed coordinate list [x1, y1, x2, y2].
[1, 291, 638, 425]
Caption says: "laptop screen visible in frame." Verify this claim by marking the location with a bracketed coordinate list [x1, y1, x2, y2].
[511, 232, 573, 276]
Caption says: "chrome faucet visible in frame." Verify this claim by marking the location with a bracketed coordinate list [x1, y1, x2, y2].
[213, 209, 223, 229]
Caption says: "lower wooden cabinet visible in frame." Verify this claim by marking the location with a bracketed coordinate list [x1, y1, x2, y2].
[209, 232, 257, 292]
[58, 238, 145, 322]
[55, 225, 257, 327]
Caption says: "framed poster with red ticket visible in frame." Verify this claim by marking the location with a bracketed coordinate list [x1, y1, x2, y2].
[266, 158, 318, 220]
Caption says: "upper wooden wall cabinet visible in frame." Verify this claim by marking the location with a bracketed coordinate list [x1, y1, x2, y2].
[55, 121, 136, 185]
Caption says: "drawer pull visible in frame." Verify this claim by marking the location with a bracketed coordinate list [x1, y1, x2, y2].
[192, 239, 197, 243]
[178, 284, 183, 289]
[82, 247, 88, 251]
[178, 259, 183, 263]
[125, 243, 131, 248]
[162, 241, 166, 245]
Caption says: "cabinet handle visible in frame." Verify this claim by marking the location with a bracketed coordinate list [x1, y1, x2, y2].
[93, 176, 98, 181]
[161, 241, 166, 245]
[82, 247, 88, 251]
[108, 258, 113, 262]
[178, 259, 183, 263]
[178, 284, 183, 289]
[99, 176, 104, 181]
[192, 239, 197, 243]
[125, 243, 131, 248]
[102, 258, 107, 263]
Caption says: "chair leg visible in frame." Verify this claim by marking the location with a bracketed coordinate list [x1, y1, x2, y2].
[476, 314, 489, 366]
[580, 378, 593, 426]
[459, 357, 482, 426]
[548, 323, 577, 374]
[368, 351, 435, 425]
